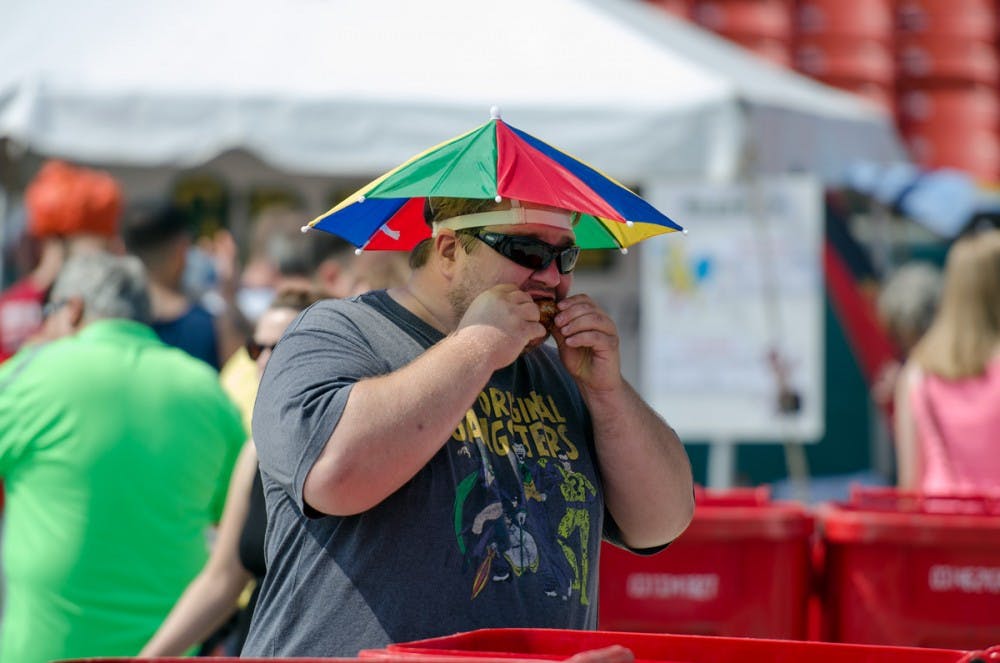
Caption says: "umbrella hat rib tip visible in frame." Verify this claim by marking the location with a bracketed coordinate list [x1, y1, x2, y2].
[490, 105, 502, 120]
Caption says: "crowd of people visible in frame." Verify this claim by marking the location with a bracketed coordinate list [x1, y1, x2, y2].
[0, 160, 415, 662]
[0, 154, 997, 662]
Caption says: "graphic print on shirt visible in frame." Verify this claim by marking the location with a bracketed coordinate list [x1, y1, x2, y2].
[450, 386, 596, 605]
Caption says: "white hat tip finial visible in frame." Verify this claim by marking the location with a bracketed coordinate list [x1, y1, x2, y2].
[620, 247, 629, 255]
[354, 248, 363, 256]
[626, 220, 634, 227]
[682, 228, 689, 235]
[490, 105, 502, 120]
[494, 195, 502, 203]
[300, 225, 311, 233]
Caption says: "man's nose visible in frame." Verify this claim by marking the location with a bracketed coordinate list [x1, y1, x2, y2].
[533, 260, 563, 286]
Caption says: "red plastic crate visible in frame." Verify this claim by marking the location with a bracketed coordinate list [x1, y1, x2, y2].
[819, 487, 1000, 649]
[52, 659, 355, 662]
[55, 658, 513, 663]
[597, 487, 815, 639]
[363, 627, 993, 663]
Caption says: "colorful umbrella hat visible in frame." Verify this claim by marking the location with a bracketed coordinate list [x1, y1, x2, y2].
[304, 108, 684, 251]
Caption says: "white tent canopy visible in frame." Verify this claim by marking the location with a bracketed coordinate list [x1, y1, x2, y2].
[0, 0, 905, 185]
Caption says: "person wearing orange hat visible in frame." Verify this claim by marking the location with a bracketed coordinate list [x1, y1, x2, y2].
[0, 160, 123, 361]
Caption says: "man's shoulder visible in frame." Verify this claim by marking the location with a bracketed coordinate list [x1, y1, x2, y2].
[296, 293, 391, 329]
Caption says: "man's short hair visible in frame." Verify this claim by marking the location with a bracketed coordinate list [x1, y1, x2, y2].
[50, 251, 151, 324]
[409, 197, 500, 269]
[121, 201, 192, 258]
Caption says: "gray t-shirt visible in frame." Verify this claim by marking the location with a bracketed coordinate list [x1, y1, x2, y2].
[242, 290, 620, 657]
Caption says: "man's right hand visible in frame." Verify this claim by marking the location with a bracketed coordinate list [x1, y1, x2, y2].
[456, 284, 545, 368]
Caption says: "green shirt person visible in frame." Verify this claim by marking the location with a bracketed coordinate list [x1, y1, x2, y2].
[0, 251, 244, 663]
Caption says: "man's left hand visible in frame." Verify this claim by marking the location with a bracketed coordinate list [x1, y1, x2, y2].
[552, 294, 622, 392]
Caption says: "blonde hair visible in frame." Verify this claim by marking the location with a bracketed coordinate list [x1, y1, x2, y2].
[911, 230, 1000, 379]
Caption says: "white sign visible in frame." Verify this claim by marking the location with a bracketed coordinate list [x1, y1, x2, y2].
[639, 176, 825, 442]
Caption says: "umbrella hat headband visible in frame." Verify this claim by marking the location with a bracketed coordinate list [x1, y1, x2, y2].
[431, 200, 577, 237]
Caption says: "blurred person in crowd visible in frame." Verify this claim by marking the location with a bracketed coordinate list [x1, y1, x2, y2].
[894, 230, 1000, 493]
[242, 197, 693, 657]
[871, 261, 944, 410]
[219, 206, 378, 430]
[877, 261, 944, 358]
[235, 206, 356, 321]
[0, 251, 244, 663]
[141, 286, 323, 657]
[0, 160, 122, 361]
[121, 201, 242, 370]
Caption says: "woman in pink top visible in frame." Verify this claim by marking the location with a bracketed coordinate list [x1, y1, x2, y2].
[894, 229, 1000, 494]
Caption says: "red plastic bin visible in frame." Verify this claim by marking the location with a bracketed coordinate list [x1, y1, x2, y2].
[52, 659, 353, 663]
[818, 487, 1000, 649]
[362, 627, 995, 663]
[597, 487, 815, 639]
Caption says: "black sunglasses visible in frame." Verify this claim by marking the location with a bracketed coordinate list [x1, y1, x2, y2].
[245, 338, 277, 361]
[475, 231, 581, 274]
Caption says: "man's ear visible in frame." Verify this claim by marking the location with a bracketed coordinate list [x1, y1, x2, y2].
[64, 296, 85, 330]
[39, 296, 85, 341]
[434, 231, 460, 278]
[315, 260, 347, 298]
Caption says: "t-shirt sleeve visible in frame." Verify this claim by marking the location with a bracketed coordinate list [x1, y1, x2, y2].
[251, 301, 386, 516]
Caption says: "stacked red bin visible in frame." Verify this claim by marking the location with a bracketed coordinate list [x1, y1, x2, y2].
[894, 0, 1000, 182]
[791, 0, 896, 113]
[598, 487, 815, 640]
[818, 487, 1000, 649]
[690, 0, 794, 68]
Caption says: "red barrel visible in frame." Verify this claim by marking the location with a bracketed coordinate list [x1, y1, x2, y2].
[692, 0, 793, 39]
[794, 35, 894, 85]
[791, 0, 895, 113]
[896, 36, 999, 87]
[895, 0, 997, 41]
[795, 0, 894, 40]
[902, 126, 1000, 183]
[897, 85, 1000, 131]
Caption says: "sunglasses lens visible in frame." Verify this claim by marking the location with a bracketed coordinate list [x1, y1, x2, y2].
[505, 239, 552, 271]
[558, 246, 581, 274]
